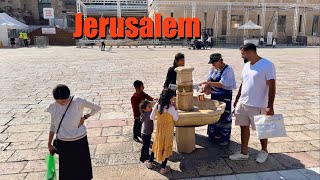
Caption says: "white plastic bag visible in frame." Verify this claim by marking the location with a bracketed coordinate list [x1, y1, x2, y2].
[254, 114, 287, 139]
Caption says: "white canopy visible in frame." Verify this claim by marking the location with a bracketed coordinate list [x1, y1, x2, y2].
[0, 13, 28, 29]
[0, 13, 28, 47]
[237, 20, 262, 30]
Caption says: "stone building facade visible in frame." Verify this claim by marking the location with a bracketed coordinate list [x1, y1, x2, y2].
[149, 0, 320, 43]
[0, 0, 76, 26]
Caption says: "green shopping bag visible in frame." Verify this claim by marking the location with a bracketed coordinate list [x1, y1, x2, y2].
[45, 154, 57, 180]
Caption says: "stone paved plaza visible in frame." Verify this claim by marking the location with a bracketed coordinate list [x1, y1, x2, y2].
[0, 46, 319, 180]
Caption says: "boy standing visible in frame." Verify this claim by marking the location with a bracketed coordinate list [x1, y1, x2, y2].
[139, 100, 153, 162]
[131, 80, 154, 142]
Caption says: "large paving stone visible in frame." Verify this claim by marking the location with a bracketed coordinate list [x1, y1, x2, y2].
[21, 160, 47, 173]
[87, 128, 102, 137]
[0, 173, 27, 180]
[303, 131, 320, 140]
[88, 137, 107, 145]
[0, 162, 27, 175]
[0, 117, 13, 126]
[236, 173, 262, 180]
[107, 135, 132, 143]
[92, 154, 109, 167]
[6, 141, 40, 150]
[308, 140, 320, 150]
[7, 148, 47, 162]
[225, 154, 285, 173]
[4, 124, 50, 133]
[267, 141, 318, 153]
[256, 171, 284, 180]
[24, 172, 46, 180]
[304, 124, 320, 130]
[87, 119, 127, 128]
[286, 131, 313, 141]
[93, 164, 140, 180]
[284, 125, 308, 132]
[101, 127, 123, 136]
[283, 117, 316, 125]
[0, 142, 9, 151]
[196, 158, 233, 177]
[0, 133, 10, 142]
[5, 132, 42, 142]
[277, 169, 309, 180]
[108, 152, 140, 165]
[0, 150, 15, 163]
[95, 142, 133, 155]
[0, 126, 8, 133]
[272, 152, 320, 168]
[306, 151, 320, 160]
[297, 168, 320, 180]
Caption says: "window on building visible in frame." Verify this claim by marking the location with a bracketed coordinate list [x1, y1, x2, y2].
[231, 15, 243, 28]
[204, 12, 207, 29]
[38, 0, 52, 25]
[299, 15, 302, 32]
[312, 16, 319, 36]
[257, 15, 260, 25]
[278, 15, 286, 33]
[171, 12, 173, 18]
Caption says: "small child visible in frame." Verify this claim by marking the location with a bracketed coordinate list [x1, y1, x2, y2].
[272, 39, 277, 48]
[147, 88, 179, 175]
[131, 80, 154, 142]
[139, 100, 153, 162]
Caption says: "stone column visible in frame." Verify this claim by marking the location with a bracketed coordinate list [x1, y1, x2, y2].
[214, 11, 219, 39]
[273, 11, 278, 38]
[226, 4, 231, 41]
[292, 5, 299, 43]
[260, 4, 266, 37]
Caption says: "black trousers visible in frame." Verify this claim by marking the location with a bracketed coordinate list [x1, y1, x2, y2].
[24, 39, 28, 47]
[133, 118, 142, 138]
[57, 136, 92, 180]
[101, 42, 105, 50]
[140, 134, 151, 162]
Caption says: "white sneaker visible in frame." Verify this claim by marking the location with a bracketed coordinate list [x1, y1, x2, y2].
[229, 151, 249, 160]
[256, 150, 268, 163]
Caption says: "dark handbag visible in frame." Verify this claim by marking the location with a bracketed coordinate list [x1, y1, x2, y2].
[53, 96, 74, 154]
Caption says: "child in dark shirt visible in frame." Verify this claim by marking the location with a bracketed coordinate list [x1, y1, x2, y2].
[131, 80, 154, 142]
[139, 100, 153, 162]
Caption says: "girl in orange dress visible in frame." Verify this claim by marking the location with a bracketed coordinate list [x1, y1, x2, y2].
[146, 89, 179, 174]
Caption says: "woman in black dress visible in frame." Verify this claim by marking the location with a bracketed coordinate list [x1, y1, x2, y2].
[163, 53, 185, 89]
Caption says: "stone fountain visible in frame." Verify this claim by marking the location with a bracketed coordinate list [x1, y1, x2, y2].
[174, 67, 226, 153]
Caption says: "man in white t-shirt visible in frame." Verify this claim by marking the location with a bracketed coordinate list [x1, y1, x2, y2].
[229, 43, 276, 163]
